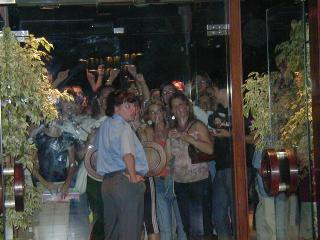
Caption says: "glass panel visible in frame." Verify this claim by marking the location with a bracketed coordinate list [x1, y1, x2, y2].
[1, 1, 236, 240]
[247, 2, 316, 239]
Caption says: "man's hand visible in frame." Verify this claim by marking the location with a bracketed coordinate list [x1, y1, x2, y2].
[45, 182, 60, 194]
[124, 173, 145, 183]
[86, 69, 95, 82]
[109, 68, 120, 81]
[59, 181, 71, 199]
[97, 64, 105, 77]
[213, 128, 230, 138]
[127, 65, 137, 79]
[135, 73, 145, 83]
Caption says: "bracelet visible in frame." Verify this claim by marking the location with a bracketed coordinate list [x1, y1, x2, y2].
[105, 79, 112, 86]
[69, 162, 78, 168]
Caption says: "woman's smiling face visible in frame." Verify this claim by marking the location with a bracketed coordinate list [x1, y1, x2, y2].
[148, 104, 164, 124]
[170, 97, 189, 120]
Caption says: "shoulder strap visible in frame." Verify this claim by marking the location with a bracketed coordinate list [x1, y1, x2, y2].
[185, 119, 198, 133]
[136, 125, 152, 142]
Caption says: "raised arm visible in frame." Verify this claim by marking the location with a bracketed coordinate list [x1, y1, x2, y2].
[106, 68, 120, 86]
[60, 145, 78, 198]
[86, 64, 105, 92]
[135, 73, 150, 101]
[51, 69, 70, 88]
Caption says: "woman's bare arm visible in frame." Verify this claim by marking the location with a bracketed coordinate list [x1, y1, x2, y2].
[181, 121, 213, 154]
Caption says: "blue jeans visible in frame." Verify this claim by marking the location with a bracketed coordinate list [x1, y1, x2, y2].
[212, 168, 234, 238]
[155, 177, 187, 240]
[208, 161, 216, 183]
[255, 180, 299, 240]
[175, 177, 212, 237]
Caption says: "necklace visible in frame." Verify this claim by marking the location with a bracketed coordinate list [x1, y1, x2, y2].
[177, 121, 190, 132]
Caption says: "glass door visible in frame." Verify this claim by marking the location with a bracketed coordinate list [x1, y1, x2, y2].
[0, 1, 248, 239]
[246, 2, 317, 239]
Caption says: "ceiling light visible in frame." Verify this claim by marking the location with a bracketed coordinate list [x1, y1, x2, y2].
[0, 0, 15, 4]
[113, 27, 125, 34]
[207, 24, 229, 36]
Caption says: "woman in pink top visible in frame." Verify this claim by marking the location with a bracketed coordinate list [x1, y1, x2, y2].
[145, 99, 187, 240]
[168, 92, 214, 239]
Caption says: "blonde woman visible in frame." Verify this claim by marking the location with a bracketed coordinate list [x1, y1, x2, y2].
[145, 99, 187, 240]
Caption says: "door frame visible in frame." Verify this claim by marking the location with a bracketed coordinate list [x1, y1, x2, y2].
[228, 0, 249, 239]
[308, 0, 320, 237]
[2, 1, 320, 239]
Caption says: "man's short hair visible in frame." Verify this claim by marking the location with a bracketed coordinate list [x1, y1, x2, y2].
[160, 82, 177, 95]
[106, 90, 139, 117]
[193, 71, 212, 85]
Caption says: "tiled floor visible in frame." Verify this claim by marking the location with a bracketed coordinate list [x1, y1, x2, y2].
[15, 195, 90, 240]
[15, 197, 257, 240]
[249, 209, 257, 240]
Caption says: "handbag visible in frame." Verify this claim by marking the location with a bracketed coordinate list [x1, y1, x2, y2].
[188, 144, 215, 164]
[186, 120, 215, 164]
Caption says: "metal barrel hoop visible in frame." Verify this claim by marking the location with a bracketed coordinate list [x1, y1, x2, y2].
[0, 157, 25, 213]
[14, 163, 25, 212]
[284, 148, 299, 193]
[261, 148, 280, 196]
[261, 148, 299, 196]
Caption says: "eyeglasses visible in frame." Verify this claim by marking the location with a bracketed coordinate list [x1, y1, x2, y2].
[162, 90, 174, 96]
[149, 109, 163, 115]
[199, 80, 208, 85]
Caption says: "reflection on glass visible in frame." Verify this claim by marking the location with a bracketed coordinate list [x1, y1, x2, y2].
[4, 2, 234, 240]
[87, 58, 96, 72]
[245, 3, 317, 240]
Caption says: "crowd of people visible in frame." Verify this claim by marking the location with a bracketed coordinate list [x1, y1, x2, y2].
[31, 64, 255, 240]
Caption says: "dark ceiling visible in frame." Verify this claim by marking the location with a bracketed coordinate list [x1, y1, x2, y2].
[0, 0, 301, 89]
[5, 2, 228, 77]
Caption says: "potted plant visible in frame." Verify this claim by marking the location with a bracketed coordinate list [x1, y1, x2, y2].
[243, 20, 312, 167]
[0, 27, 69, 232]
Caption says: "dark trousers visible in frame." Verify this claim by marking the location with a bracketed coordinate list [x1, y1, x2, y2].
[175, 177, 212, 237]
[101, 172, 145, 240]
[87, 176, 104, 240]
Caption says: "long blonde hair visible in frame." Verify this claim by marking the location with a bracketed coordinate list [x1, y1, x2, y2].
[144, 98, 167, 128]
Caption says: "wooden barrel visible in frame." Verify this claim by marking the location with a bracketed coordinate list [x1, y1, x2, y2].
[0, 160, 25, 213]
[261, 148, 299, 196]
[14, 164, 25, 212]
